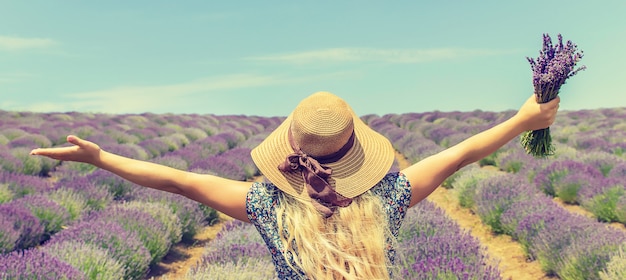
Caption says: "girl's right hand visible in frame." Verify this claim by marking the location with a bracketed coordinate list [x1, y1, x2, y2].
[515, 95, 560, 132]
[30, 135, 102, 165]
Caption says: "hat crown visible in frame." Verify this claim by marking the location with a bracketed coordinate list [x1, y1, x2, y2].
[291, 92, 354, 157]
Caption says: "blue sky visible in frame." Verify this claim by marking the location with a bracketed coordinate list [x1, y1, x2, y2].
[1, 1, 625, 117]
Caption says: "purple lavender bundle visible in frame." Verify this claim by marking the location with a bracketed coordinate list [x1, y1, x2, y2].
[522, 33, 586, 157]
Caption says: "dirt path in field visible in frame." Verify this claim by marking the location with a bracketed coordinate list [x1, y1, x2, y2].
[393, 152, 555, 280]
[146, 213, 233, 280]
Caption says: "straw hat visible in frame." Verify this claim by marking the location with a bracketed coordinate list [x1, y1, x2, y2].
[251, 91, 395, 201]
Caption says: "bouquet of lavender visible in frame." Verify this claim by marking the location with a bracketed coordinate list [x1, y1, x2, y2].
[521, 33, 586, 157]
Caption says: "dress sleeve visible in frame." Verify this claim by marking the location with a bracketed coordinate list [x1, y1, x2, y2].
[246, 182, 274, 224]
[373, 172, 412, 236]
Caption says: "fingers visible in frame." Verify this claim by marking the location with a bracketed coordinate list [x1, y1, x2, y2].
[30, 135, 80, 156]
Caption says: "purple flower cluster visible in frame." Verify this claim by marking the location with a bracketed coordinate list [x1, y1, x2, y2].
[138, 138, 172, 157]
[41, 240, 126, 280]
[533, 159, 603, 198]
[190, 220, 275, 278]
[53, 175, 113, 211]
[500, 194, 555, 238]
[522, 33, 585, 157]
[47, 219, 151, 279]
[398, 200, 502, 279]
[10, 195, 70, 238]
[128, 187, 207, 241]
[0, 171, 51, 198]
[120, 201, 183, 245]
[474, 174, 536, 233]
[86, 169, 138, 200]
[0, 249, 86, 280]
[88, 205, 172, 265]
[496, 149, 536, 174]
[0, 203, 45, 251]
[150, 155, 189, 170]
[528, 34, 586, 102]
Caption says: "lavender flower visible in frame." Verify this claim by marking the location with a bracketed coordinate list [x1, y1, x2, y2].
[398, 201, 502, 279]
[47, 188, 88, 221]
[150, 155, 189, 171]
[556, 227, 626, 279]
[54, 176, 113, 211]
[206, 220, 267, 258]
[451, 167, 501, 209]
[600, 245, 626, 280]
[193, 220, 274, 278]
[500, 194, 555, 238]
[184, 257, 277, 280]
[119, 201, 183, 245]
[474, 174, 536, 233]
[522, 33, 586, 157]
[528, 216, 597, 274]
[12, 195, 71, 237]
[8, 134, 52, 148]
[0, 215, 20, 253]
[609, 162, 626, 179]
[514, 204, 572, 255]
[533, 159, 602, 196]
[190, 156, 246, 181]
[0, 248, 85, 280]
[41, 241, 126, 280]
[181, 127, 209, 141]
[0, 148, 23, 174]
[218, 147, 258, 179]
[86, 169, 138, 200]
[48, 219, 151, 279]
[495, 149, 535, 174]
[581, 151, 624, 177]
[0, 203, 45, 250]
[128, 187, 206, 241]
[138, 138, 171, 157]
[579, 179, 624, 222]
[89, 205, 171, 265]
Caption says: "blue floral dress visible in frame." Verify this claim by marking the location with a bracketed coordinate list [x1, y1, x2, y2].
[246, 172, 412, 279]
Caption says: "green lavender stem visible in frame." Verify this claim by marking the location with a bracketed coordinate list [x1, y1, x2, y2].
[521, 127, 554, 157]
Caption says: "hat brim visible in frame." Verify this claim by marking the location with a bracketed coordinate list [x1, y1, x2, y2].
[251, 109, 395, 199]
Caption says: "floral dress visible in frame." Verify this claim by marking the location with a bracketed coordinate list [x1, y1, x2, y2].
[246, 172, 412, 279]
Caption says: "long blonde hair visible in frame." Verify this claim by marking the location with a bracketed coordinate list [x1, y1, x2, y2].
[275, 189, 394, 280]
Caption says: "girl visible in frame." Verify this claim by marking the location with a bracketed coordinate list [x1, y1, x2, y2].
[31, 91, 559, 279]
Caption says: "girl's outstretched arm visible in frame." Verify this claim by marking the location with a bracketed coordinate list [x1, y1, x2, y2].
[402, 95, 560, 207]
[31, 135, 252, 222]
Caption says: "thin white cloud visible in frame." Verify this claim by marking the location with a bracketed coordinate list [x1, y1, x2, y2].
[0, 35, 57, 51]
[248, 47, 519, 64]
[21, 74, 285, 113]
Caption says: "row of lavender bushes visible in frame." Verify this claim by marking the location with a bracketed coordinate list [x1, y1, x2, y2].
[453, 167, 626, 279]
[364, 108, 626, 279]
[0, 110, 282, 279]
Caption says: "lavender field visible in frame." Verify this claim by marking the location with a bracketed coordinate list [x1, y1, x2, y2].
[1, 107, 625, 279]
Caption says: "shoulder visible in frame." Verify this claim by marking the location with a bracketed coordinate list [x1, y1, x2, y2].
[370, 172, 412, 201]
[246, 181, 280, 221]
[371, 172, 412, 234]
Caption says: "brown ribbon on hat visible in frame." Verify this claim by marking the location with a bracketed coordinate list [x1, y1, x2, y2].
[278, 129, 354, 218]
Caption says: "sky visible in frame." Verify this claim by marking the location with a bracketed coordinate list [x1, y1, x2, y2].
[1, 1, 625, 117]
